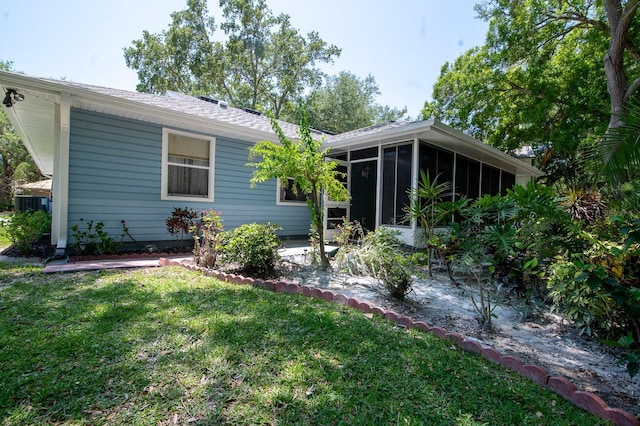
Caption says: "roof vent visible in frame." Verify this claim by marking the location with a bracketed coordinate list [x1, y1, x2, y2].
[219, 100, 228, 109]
[197, 95, 219, 104]
[242, 107, 261, 116]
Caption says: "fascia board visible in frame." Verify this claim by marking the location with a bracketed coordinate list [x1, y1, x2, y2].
[325, 120, 435, 149]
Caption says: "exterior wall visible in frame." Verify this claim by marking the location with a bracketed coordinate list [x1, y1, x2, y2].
[67, 109, 310, 243]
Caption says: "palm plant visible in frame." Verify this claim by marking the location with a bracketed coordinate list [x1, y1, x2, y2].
[591, 97, 640, 185]
[404, 170, 452, 277]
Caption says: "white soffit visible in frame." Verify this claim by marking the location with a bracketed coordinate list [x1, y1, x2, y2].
[1, 84, 57, 175]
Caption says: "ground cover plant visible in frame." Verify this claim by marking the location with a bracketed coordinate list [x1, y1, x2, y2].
[0, 264, 606, 425]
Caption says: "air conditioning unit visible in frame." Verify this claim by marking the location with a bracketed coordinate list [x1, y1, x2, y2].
[14, 196, 51, 213]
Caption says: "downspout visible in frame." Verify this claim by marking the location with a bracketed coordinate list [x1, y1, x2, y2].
[52, 92, 70, 256]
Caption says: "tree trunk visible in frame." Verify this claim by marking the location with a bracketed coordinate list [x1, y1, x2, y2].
[310, 189, 329, 270]
[604, 0, 640, 128]
[0, 154, 12, 209]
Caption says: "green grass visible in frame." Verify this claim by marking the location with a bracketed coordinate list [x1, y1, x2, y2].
[0, 264, 607, 425]
[0, 213, 12, 248]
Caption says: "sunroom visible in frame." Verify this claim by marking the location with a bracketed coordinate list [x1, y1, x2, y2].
[322, 120, 543, 246]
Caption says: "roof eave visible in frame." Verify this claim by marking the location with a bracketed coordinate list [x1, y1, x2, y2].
[0, 71, 285, 144]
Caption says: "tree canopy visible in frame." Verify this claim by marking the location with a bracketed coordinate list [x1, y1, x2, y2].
[423, 0, 640, 158]
[124, 0, 341, 118]
[304, 71, 408, 134]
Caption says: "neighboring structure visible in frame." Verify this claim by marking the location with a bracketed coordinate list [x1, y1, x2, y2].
[0, 71, 542, 252]
[16, 179, 52, 197]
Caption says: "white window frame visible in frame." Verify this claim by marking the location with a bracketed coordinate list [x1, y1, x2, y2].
[161, 128, 215, 202]
[276, 178, 308, 206]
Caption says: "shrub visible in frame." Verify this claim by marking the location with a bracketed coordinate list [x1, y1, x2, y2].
[333, 217, 364, 246]
[70, 219, 126, 256]
[192, 210, 224, 268]
[4, 210, 51, 255]
[221, 223, 282, 277]
[334, 227, 414, 300]
[166, 207, 198, 249]
[442, 182, 577, 296]
[546, 258, 620, 337]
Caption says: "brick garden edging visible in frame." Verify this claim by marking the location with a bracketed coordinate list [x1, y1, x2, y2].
[159, 257, 639, 426]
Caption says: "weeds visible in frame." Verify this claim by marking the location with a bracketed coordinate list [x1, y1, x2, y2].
[334, 227, 414, 300]
[69, 218, 126, 255]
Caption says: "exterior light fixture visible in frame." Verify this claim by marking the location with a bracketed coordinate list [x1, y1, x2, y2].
[3, 89, 24, 108]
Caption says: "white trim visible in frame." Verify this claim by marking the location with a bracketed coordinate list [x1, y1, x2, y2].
[375, 145, 382, 228]
[52, 91, 70, 253]
[0, 71, 282, 144]
[161, 128, 215, 202]
[323, 159, 350, 238]
[328, 119, 543, 178]
[411, 136, 420, 236]
[276, 178, 307, 206]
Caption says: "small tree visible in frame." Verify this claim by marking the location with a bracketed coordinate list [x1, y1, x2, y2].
[248, 109, 349, 270]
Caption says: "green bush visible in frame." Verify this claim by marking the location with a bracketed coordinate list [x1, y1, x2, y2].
[441, 182, 577, 296]
[547, 258, 620, 337]
[4, 210, 51, 255]
[221, 223, 282, 277]
[70, 219, 126, 256]
[334, 227, 414, 300]
[192, 210, 224, 268]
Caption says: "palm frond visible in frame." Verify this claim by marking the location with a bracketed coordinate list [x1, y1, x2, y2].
[586, 97, 640, 184]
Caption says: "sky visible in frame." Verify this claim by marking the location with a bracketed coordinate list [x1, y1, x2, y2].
[1, 0, 488, 118]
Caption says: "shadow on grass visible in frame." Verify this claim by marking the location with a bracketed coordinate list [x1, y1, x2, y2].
[0, 266, 607, 425]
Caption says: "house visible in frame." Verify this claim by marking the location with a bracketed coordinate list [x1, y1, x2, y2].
[16, 179, 52, 198]
[0, 71, 542, 253]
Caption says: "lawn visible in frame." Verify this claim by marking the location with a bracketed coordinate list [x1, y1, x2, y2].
[0, 213, 12, 248]
[0, 264, 607, 425]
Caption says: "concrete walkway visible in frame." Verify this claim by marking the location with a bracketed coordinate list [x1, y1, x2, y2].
[42, 255, 193, 273]
[36, 240, 328, 273]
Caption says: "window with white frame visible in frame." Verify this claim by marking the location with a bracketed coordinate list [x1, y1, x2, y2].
[161, 129, 215, 201]
[277, 178, 307, 205]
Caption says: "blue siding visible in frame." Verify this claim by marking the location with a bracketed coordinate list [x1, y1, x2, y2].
[67, 109, 310, 243]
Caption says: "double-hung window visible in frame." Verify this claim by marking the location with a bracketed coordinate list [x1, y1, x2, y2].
[161, 129, 215, 201]
[277, 178, 307, 205]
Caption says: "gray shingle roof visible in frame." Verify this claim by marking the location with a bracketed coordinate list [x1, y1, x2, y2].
[41, 78, 320, 140]
[325, 120, 417, 144]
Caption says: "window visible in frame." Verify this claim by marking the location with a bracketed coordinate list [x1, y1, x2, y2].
[326, 161, 349, 202]
[277, 178, 307, 205]
[382, 144, 412, 225]
[161, 129, 215, 201]
[481, 164, 501, 196]
[326, 152, 348, 161]
[419, 143, 454, 202]
[350, 147, 378, 161]
[455, 155, 480, 200]
[501, 171, 515, 195]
